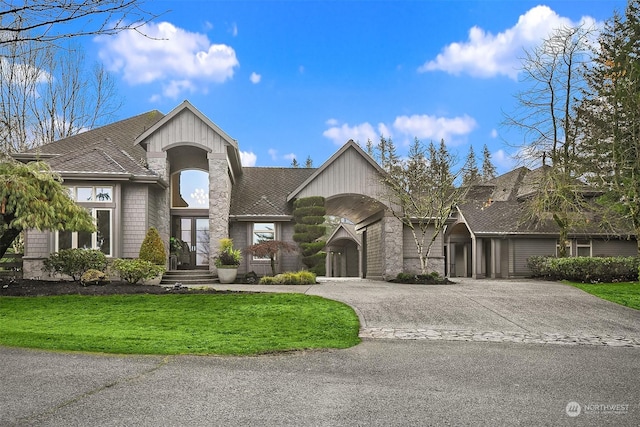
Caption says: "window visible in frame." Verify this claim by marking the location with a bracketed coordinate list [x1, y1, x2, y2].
[576, 239, 592, 257]
[171, 170, 209, 208]
[57, 209, 112, 255]
[252, 223, 275, 260]
[556, 240, 572, 257]
[66, 186, 112, 202]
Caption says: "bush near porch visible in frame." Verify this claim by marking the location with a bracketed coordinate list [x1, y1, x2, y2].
[527, 256, 640, 283]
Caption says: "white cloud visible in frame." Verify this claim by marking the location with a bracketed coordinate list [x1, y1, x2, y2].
[419, 6, 597, 79]
[490, 129, 498, 138]
[393, 114, 476, 144]
[250, 72, 261, 84]
[230, 22, 238, 37]
[268, 148, 278, 160]
[283, 153, 296, 161]
[492, 148, 517, 171]
[240, 150, 257, 166]
[96, 21, 239, 98]
[322, 122, 380, 146]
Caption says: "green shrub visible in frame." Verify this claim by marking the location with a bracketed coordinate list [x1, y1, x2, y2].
[112, 258, 165, 285]
[527, 256, 640, 283]
[394, 271, 449, 284]
[43, 249, 107, 281]
[259, 271, 317, 285]
[81, 269, 108, 286]
[139, 227, 166, 265]
[215, 238, 241, 267]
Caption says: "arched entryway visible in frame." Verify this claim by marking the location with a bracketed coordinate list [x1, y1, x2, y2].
[446, 222, 472, 278]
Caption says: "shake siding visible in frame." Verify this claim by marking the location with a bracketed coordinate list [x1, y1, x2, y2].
[229, 222, 248, 274]
[366, 221, 383, 278]
[279, 222, 300, 272]
[592, 239, 637, 257]
[402, 226, 442, 258]
[121, 185, 148, 258]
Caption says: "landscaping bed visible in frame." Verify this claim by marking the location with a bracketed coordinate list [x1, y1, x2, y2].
[0, 278, 230, 297]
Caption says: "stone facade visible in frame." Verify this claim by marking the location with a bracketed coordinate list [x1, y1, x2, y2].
[208, 153, 231, 273]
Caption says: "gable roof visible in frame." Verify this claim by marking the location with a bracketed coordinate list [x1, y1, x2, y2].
[287, 140, 385, 202]
[230, 167, 316, 218]
[13, 111, 166, 183]
[134, 100, 243, 179]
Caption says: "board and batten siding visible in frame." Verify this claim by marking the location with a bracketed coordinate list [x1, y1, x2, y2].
[144, 109, 228, 155]
[510, 238, 556, 276]
[294, 146, 384, 202]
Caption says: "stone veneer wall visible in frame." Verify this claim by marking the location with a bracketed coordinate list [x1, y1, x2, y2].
[208, 152, 231, 273]
[22, 229, 51, 279]
[382, 215, 404, 279]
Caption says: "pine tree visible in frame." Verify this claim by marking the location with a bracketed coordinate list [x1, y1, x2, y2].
[578, 0, 640, 254]
[305, 155, 313, 168]
[481, 144, 497, 182]
[291, 158, 299, 168]
[462, 145, 480, 186]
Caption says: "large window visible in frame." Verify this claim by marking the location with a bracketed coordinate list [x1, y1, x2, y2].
[252, 223, 275, 260]
[57, 209, 112, 255]
[67, 186, 113, 202]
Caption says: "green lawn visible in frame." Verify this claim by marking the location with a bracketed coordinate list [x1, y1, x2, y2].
[0, 293, 361, 355]
[568, 282, 640, 311]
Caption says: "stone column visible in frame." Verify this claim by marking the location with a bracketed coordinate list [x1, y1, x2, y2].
[208, 152, 231, 274]
[381, 214, 403, 280]
[147, 152, 170, 261]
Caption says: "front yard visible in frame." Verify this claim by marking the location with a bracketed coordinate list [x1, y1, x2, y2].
[568, 281, 640, 311]
[0, 293, 361, 355]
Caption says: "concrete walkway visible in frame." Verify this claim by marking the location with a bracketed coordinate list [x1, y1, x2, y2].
[212, 277, 640, 347]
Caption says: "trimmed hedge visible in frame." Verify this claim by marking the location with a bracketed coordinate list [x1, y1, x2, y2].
[527, 256, 640, 283]
[259, 271, 317, 285]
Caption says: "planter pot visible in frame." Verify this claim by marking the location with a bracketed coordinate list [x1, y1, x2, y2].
[217, 266, 238, 284]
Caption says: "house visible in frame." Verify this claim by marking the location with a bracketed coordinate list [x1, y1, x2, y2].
[446, 166, 638, 278]
[13, 100, 637, 281]
[13, 101, 429, 280]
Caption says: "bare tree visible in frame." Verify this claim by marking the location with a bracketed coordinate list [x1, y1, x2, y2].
[376, 137, 468, 274]
[0, 0, 156, 46]
[0, 40, 121, 153]
[503, 25, 596, 256]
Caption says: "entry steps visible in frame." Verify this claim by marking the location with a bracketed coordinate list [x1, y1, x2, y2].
[160, 270, 217, 286]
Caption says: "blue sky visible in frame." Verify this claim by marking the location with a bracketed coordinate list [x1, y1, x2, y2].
[88, 0, 627, 173]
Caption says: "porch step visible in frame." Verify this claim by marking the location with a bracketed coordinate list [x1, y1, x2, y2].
[160, 270, 218, 285]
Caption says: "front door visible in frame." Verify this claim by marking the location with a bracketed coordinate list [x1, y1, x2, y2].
[175, 217, 209, 268]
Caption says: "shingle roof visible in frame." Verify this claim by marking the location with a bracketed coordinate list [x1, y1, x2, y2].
[459, 166, 634, 236]
[230, 167, 316, 217]
[24, 111, 164, 176]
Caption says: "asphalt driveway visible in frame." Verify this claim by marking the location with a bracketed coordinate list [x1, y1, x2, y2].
[2, 278, 639, 426]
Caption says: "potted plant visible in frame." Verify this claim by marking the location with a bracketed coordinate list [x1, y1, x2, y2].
[215, 238, 242, 284]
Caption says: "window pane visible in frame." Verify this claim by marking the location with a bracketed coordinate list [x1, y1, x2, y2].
[64, 187, 75, 201]
[95, 187, 112, 202]
[253, 223, 275, 244]
[96, 210, 111, 255]
[77, 231, 92, 249]
[58, 231, 72, 250]
[577, 247, 590, 257]
[77, 187, 93, 202]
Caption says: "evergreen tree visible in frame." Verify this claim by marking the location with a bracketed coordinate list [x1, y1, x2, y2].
[292, 196, 326, 275]
[578, 0, 640, 254]
[462, 145, 480, 186]
[305, 155, 313, 168]
[481, 144, 497, 182]
[290, 158, 299, 168]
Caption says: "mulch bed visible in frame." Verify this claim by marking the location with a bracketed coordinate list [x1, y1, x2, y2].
[0, 278, 234, 297]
